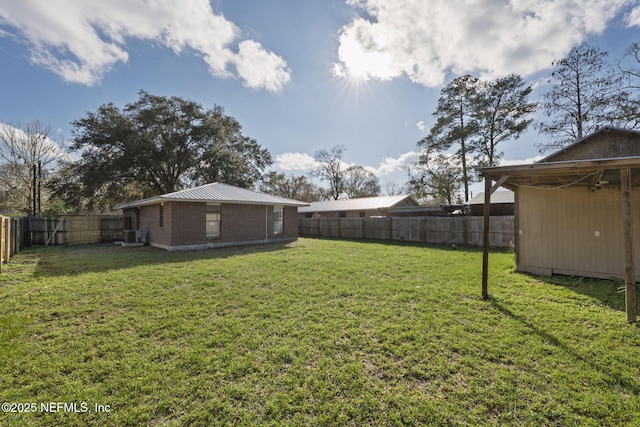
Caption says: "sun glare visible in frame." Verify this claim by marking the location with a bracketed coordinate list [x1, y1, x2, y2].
[336, 36, 394, 82]
[330, 34, 396, 105]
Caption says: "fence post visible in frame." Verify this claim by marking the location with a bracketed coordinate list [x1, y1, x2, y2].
[4, 217, 9, 265]
[0, 216, 4, 272]
[0, 216, 10, 271]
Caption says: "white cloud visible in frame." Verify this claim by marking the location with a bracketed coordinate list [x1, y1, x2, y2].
[0, 122, 73, 162]
[626, 6, 640, 26]
[275, 152, 319, 172]
[416, 121, 427, 132]
[498, 155, 544, 166]
[235, 40, 291, 92]
[364, 151, 419, 176]
[276, 150, 419, 178]
[336, 0, 634, 86]
[0, 0, 291, 91]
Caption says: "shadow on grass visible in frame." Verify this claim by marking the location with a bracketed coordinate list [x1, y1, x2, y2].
[302, 235, 490, 253]
[27, 241, 298, 278]
[527, 273, 627, 312]
[489, 297, 640, 394]
[24, 237, 498, 279]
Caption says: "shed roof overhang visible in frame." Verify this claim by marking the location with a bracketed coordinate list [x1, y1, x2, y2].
[479, 156, 640, 191]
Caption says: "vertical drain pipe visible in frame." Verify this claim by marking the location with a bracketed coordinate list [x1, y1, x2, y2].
[265, 205, 268, 245]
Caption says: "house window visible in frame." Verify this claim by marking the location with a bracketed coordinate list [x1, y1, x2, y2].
[159, 204, 164, 228]
[339, 211, 347, 218]
[274, 206, 284, 235]
[359, 211, 366, 218]
[206, 204, 221, 238]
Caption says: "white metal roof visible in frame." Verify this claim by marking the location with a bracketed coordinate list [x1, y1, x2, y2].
[298, 194, 415, 213]
[467, 191, 514, 205]
[115, 182, 309, 209]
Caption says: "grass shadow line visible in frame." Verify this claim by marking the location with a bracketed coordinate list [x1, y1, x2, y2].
[301, 235, 495, 253]
[489, 296, 640, 395]
[522, 272, 627, 313]
[27, 240, 299, 278]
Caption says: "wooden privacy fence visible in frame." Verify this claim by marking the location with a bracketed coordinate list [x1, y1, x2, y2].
[298, 216, 515, 248]
[22, 216, 125, 247]
[0, 216, 10, 272]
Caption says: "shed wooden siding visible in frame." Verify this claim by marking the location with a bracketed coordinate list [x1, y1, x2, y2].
[516, 186, 640, 280]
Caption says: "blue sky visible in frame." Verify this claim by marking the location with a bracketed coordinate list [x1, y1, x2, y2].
[1, 0, 640, 197]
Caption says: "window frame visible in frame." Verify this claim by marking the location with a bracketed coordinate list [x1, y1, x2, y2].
[205, 203, 221, 239]
[273, 205, 284, 235]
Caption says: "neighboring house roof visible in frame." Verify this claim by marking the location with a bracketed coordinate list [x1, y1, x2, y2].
[114, 182, 309, 209]
[467, 191, 514, 205]
[383, 205, 448, 214]
[298, 194, 416, 213]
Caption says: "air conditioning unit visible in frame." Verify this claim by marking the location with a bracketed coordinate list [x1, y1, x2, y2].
[123, 230, 138, 243]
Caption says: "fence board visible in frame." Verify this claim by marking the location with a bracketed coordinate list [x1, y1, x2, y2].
[62, 216, 101, 244]
[3, 217, 10, 263]
[298, 216, 514, 248]
[363, 218, 391, 240]
[100, 217, 124, 242]
[0, 216, 6, 271]
[14, 215, 125, 249]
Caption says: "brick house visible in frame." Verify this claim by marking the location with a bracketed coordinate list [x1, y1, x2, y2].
[115, 182, 308, 251]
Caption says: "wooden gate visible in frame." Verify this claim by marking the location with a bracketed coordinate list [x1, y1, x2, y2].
[24, 216, 125, 246]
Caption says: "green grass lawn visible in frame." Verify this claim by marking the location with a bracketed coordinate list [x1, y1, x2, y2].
[1, 238, 639, 426]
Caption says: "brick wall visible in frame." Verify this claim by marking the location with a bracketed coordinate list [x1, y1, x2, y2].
[283, 206, 298, 237]
[221, 203, 269, 242]
[171, 202, 206, 246]
[139, 203, 172, 246]
[136, 201, 298, 248]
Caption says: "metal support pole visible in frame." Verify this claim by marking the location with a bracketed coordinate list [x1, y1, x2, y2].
[481, 177, 492, 299]
[37, 161, 42, 217]
[32, 164, 37, 216]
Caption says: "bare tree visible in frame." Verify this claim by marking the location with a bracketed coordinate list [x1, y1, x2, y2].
[384, 182, 405, 196]
[313, 145, 346, 200]
[617, 42, 640, 128]
[343, 165, 380, 198]
[0, 121, 65, 215]
[537, 42, 623, 153]
[409, 148, 462, 205]
[260, 172, 321, 202]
